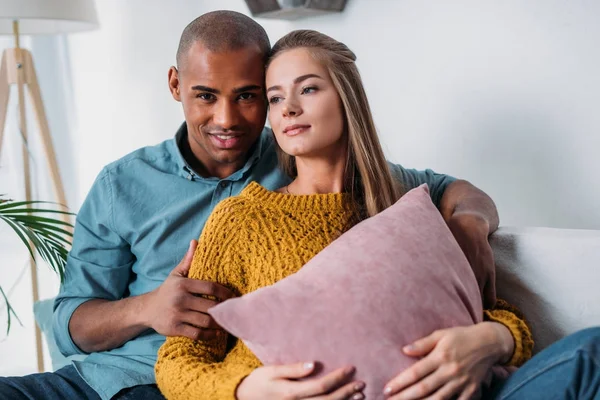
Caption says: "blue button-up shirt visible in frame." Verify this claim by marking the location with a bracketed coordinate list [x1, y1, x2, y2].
[53, 123, 455, 399]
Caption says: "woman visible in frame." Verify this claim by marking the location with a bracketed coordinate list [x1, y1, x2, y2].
[155, 30, 533, 400]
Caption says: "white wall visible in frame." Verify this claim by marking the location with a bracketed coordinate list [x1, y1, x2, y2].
[1, 0, 599, 374]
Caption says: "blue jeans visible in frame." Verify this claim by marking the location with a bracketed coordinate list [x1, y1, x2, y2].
[489, 327, 600, 399]
[0, 365, 165, 400]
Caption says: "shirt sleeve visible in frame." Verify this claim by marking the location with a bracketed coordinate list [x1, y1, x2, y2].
[156, 199, 256, 399]
[388, 162, 456, 208]
[52, 168, 135, 356]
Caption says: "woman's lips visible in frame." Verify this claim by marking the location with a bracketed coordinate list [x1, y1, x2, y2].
[282, 124, 311, 136]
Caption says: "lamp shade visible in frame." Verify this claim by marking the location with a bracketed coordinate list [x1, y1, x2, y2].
[0, 0, 98, 35]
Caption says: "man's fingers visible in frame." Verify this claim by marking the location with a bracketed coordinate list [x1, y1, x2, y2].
[182, 309, 222, 330]
[183, 294, 219, 314]
[270, 361, 316, 380]
[175, 324, 220, 341]
[185, 279, 236, 301]
[294, 366, 356, 398]
[170, 240, 198, 277]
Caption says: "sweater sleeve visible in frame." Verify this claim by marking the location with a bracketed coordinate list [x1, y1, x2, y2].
[484, 298, 534, 367]
[155, 199, 254, 400]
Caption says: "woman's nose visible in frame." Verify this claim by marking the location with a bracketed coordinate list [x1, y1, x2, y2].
[282, 99, 302, 118]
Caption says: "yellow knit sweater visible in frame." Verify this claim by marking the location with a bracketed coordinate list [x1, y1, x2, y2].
[155, 182, 533, 400]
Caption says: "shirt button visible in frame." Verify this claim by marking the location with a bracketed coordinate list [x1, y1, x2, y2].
[219, 181, 227, 188]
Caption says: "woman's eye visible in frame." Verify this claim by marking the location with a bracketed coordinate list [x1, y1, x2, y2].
[301, 86, 317, 95]
[269, 96, 282, 105]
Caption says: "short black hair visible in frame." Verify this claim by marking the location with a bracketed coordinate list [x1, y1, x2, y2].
[176, 10, 271, 68]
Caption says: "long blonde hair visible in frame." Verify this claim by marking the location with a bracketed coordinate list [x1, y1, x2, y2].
[267, 30, 402, 219]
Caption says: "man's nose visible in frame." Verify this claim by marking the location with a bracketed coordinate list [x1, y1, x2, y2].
[213, 100, 240, 129]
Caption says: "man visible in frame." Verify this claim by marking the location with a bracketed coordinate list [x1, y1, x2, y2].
[0, 10, 511, 400]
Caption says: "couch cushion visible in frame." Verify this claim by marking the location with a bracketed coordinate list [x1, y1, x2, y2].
[491, 227, 600, 352]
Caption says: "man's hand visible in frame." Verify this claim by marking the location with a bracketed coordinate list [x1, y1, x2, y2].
[383, 323, 514, 400]
[237, 362, 365, 400]
[142, 240, 236, 340]
[447, 212, 496, 308]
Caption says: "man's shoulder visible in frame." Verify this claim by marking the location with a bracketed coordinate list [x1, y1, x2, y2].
[100, 137, 176, 178]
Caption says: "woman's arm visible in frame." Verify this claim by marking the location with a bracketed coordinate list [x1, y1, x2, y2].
[381, 300, 533, 399]
[484, 299, 534, 366]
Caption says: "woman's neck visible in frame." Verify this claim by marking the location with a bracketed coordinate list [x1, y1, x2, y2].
[287, 148, 348, 195]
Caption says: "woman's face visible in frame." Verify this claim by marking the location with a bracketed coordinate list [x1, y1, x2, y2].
[266, 48, 345, 159]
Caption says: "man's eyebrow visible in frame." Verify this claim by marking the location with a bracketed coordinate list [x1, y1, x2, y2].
[191, 85, 219, 94]
[267, 74, 323, 93]
[232, 85, 263, 94]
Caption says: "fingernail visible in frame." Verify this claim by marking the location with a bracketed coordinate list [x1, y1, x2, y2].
[352, 393, 364, 400]
[354, 382, 365, 391]
[383, 386, 393, 395]
[403, 344, 416, 352]
[345, 366, 356, 374]
[303, 362, 314, 370]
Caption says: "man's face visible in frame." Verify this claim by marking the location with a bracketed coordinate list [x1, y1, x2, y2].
[169, 42, 267, 178]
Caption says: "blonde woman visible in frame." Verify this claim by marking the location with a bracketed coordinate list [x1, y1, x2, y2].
[154, 30, 534, 400]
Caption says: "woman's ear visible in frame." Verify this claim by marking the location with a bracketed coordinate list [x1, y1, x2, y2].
[168, 66, 181, 102]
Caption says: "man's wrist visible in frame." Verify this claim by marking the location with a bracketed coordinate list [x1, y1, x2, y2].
[128, 291, 153, 330]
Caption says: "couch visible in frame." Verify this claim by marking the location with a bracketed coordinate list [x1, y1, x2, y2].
[36, 226, 600, 370]
[491, 226, 600, 352]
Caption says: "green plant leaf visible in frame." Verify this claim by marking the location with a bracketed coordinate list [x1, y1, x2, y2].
[6, 214, 74, 229]
[0, 197, 74, 334]
[0, 285, 23, 335]
[0, 199, 70, 211]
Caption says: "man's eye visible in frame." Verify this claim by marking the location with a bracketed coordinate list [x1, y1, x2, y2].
[197, 93, 216, 101]
[269, 96, 282, 105]
[238, 93, 256, 101]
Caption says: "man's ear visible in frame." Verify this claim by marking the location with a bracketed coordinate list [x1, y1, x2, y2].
[168, 66, 182, 102]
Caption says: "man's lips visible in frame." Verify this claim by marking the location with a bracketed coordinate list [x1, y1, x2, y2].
[209, 133, 243, 149]
[283, 124, 311, 136]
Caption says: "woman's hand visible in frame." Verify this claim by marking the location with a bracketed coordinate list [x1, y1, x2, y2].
[236, 362, 365, 400]
[383, 322, 514, 400]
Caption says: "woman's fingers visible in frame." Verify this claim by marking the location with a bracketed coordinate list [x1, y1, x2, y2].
[457, 383, 481, 400]
[294, 366, 357, 398]
[403, 330, 443, 357]
[314, 379, 366, 400]
[422, 375, 470, 400]
[387, 368, 448, 400]
[384, 352, 439, 396]
[270, 361, 317, 380]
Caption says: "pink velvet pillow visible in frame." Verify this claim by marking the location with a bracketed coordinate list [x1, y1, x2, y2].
[209, 184, 483, 399]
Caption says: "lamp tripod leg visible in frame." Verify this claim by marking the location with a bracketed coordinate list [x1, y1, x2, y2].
[0, 50, 9, 158]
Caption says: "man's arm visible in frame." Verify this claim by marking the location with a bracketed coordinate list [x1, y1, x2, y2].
[53, 170, 232, 355]
[439, 179, 499, 308]
[66, 241, 224, 353]
[389, 163, 499, 308]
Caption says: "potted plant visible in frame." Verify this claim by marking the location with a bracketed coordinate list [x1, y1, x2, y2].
[0, 196, 74, 334]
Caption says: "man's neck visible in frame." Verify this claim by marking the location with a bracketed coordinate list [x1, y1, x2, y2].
[179, 133, 255, 179]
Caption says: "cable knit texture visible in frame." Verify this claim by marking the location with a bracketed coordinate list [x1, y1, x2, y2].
[155, 182, 533, 399]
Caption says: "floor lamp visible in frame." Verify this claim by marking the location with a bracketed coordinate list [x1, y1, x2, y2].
[0, 0, 98, 372]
